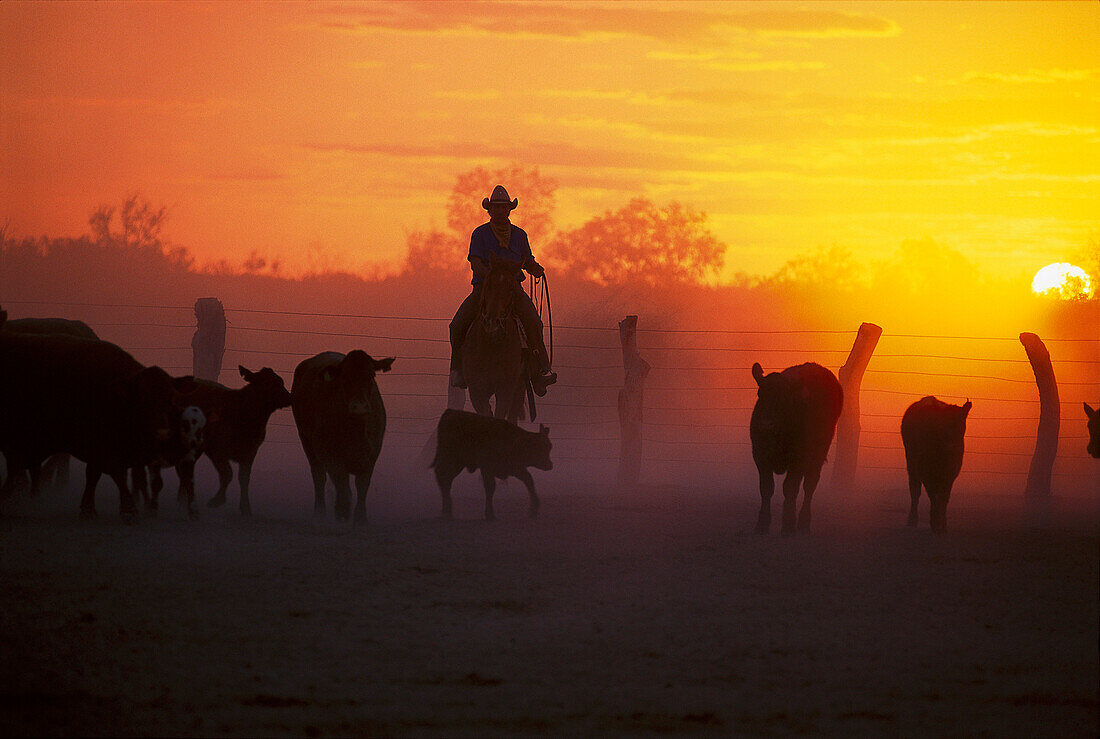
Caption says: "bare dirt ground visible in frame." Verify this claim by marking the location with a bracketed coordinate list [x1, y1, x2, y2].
[1, 478, 1097, 737]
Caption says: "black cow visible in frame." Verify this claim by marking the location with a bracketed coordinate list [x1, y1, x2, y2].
[1085, 403, 1099, 459]
[1, 315, 99, 493]
[750, 362, 843, 534]
[291, 351, 393, 524]
[0, 326, 203, 520]
[153, 366, 292, 517]
[901, 396, 971, 531]
[431, 408, 552, 521]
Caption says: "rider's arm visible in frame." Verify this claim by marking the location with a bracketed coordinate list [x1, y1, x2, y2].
[470, 256, 490, 279]
[519, 231, 545, 277]
[522, 255, 545, 278]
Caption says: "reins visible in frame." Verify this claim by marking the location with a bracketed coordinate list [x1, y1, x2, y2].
[529, 273, 553, 365]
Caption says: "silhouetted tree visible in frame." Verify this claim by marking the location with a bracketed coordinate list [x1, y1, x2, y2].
[766, 245, 866, 291]
[445, 163, 558, 244]
[870, 237, 980, 296]
[402, 229, 467, 276]
[546, 198, 725, 286]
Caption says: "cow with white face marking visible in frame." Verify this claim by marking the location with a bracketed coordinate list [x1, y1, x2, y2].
[292, 351, 393, 524]
[0, 315, 203, 520]
[149, 365, 291, 518]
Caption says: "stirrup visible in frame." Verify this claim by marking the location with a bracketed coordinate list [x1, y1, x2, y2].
[531, 371, 557, 397]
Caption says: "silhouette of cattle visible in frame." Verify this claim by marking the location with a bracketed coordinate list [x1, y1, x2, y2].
[292, 351, 393, 524]
[0, 323, 203, 520]
[901, 396, 971, 531]
[1084, 403, 1099, 459]
[151, 366, 292, 518]
[750, 362, 843, 534]
[1, 315, 99, 493]
[431, 408, 552, 521]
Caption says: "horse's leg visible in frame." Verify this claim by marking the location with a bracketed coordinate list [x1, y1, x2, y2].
[468, 386, 492, 417]
[435, 463, 458, 519]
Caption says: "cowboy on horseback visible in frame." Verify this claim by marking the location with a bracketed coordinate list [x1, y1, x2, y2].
[449, 185, 558, 396]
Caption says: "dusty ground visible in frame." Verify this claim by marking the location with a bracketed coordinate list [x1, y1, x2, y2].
[1, 478, 1097, 737]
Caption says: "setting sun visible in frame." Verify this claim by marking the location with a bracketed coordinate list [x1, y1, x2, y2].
[1031, 262, 1092, 299]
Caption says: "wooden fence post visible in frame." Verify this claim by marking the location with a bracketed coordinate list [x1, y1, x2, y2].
[1020, 332, 1059, 497]
[832, 322, 883, 491]
[617, 315, 650, 491]
[191, 297, 226, 382]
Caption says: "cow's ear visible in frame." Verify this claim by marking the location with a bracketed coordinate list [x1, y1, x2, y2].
[374, 357, 396, 373]
[751, 363, 764, 386]
[539, 424, 549, 436]
[1085, 402, 1097, 419]
[962, 400, 972, 417]
[239, 365, 254, 382]
[0, 308, 6, 328]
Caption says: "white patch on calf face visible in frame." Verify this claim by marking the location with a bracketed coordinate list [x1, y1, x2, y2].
[181, 406, 206, 460]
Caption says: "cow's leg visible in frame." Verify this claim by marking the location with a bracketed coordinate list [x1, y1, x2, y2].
[929, 486, 948, 532]
[130, 467, 150, 515]
[515, 469, 539, 518]
[907, 473, 921, 527]
[781, 471, 803, 536]
[333, 470, 352, 522]
[798, 468, 821, 532]
[435, 464, 457, 519]
[27, 457, 46, 496]
[309, 461, 327, 517]
[149, 465, 163, 513]
[755, 467, 774, 533]
[176, 458, 198, 519]
[111, 469, 136, 523]
[481, 470, 497, 521]
[352, 468, 371, 525]
[80, 466, 102, 519]
[206, 455, 233, 508]
[238, 460, 253, 517]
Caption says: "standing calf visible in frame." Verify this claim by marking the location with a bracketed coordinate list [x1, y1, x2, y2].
[431, 408, 552, 520]
[750, 362, 843, 535]
[292, 351, 393, 524]
[901, 396, 971, 531]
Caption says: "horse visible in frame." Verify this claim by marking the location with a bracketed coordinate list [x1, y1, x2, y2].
[461, 255, 528, 423]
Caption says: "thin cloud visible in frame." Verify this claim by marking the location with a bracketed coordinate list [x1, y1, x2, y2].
[309, 2, 898, 42]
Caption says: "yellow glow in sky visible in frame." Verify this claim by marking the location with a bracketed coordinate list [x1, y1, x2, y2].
[1, 1, 1097, 280]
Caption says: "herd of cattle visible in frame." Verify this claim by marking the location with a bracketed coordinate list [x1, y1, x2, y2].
[1, 307, 1096, 532]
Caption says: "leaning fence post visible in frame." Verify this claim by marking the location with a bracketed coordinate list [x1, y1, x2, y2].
[832, 322, 883, 491]
[617, 315, 650, 491]
[1020, 332, 1059, 497]
[192, 297, 226, 382]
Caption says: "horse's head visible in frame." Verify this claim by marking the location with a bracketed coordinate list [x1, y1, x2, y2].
[479, 253, 522, 324]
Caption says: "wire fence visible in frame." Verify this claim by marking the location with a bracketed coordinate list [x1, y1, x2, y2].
[4, 299, 1098, 492]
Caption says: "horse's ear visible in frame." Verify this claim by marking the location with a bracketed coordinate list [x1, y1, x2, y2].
[239, 365, 254, 382]
[374, 357, 395, 373]
[539, 423, 549, 436]
[1085, 402, 1097, 419]
[961, 400, 972, 417]
[752, 363, 765, 386]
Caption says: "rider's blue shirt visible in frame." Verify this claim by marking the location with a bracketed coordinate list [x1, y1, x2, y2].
[468, 222, 532, 285]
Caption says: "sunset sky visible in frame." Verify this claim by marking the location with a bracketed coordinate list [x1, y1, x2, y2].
[2, 1, 1097, 281]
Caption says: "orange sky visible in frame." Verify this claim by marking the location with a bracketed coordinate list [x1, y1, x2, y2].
[2, 1, 1098, 281]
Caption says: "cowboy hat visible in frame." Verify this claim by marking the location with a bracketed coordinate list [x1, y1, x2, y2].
[482, 185, 518, 211]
